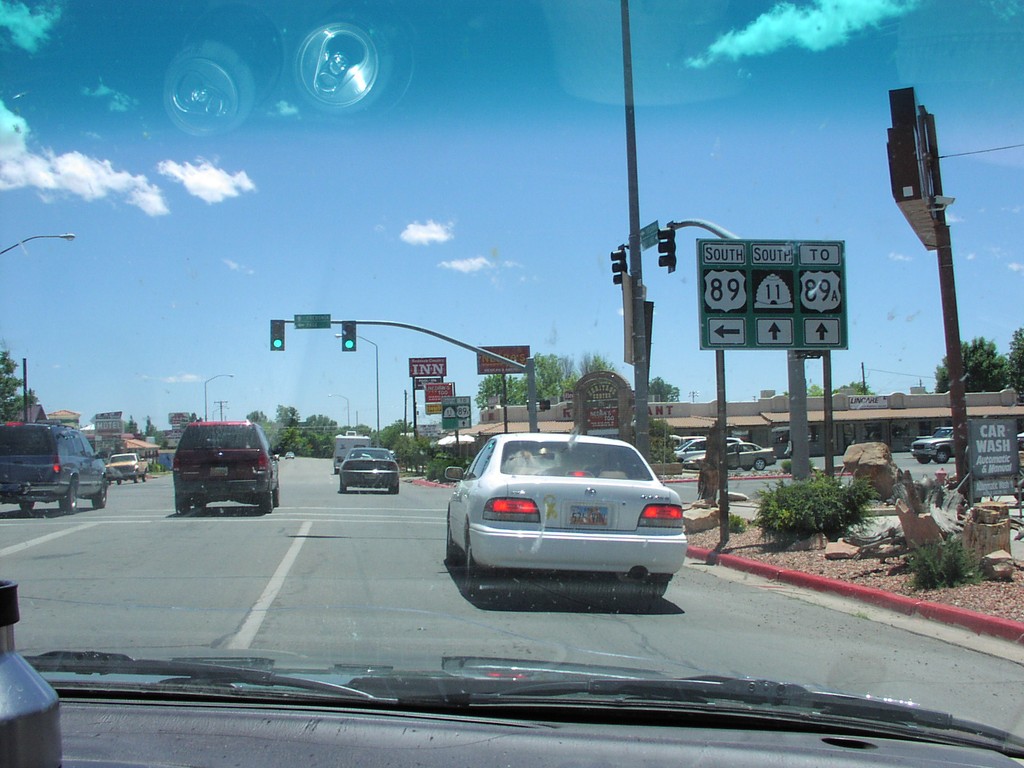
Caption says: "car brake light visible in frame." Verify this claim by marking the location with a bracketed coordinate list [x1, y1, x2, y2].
[51, 456, 61, 474]
[639, 504, 684, 528]
[483, 497, 540, 522]
[257, 453, 270, 470]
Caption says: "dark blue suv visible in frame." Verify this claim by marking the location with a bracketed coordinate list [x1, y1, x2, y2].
[0, 423, 108, 513]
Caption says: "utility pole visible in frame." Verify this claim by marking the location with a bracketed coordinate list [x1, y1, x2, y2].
[619, 0, 650, 457]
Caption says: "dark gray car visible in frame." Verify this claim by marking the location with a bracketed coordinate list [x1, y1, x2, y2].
[0, 423, 108, 513]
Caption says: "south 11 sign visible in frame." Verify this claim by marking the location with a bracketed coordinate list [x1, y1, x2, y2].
[697, 239, 848, 350]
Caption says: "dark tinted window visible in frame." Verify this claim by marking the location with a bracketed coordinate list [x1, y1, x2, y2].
[178, 425, 261, 450]
[0, 426, 53, 456]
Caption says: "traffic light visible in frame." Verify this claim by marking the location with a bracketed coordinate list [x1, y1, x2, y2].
[270, 319, 285, 351]
[657, 227, 676, 273]
[340, 321, 357, 351]
[610, 246, 627, 285]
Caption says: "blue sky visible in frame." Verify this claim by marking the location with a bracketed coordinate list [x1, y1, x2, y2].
[1, 0, 1021, 431]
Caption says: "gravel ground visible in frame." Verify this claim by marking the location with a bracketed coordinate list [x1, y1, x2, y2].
[686, 526, 1024, 625]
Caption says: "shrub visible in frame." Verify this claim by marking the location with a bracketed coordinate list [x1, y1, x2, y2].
[907, 539, 981, 590]
[781, 459, 792, 474]
[728, 514, 748, 534]
[755, 474, 875, 539]
[426, 453, 468, 482]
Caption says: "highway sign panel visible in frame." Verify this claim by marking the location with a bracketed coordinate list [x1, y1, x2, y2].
[441, 396, 472, 430]
[294, 313, 331, 329]
[697, 239, 847, 350]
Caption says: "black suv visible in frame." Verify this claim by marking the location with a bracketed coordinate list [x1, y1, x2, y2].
[0, 423, 108, 513]
[172, 421, 279, 514]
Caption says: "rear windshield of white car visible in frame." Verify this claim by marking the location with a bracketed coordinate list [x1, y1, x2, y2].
[499, 441, 653, 481]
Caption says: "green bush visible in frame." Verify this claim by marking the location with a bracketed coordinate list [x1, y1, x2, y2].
[426, 453, 469, 482]
[907, 539, 981, 590]
[728, 514, 748, 534]
[755, 474, 875, 539]
[780, 459, 792, 474]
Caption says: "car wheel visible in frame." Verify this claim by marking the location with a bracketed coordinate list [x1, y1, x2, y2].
[445, 511, 465, 566]
[915, 456, 930, 464]
[116, 479, 122, 485]
[90, 480, 108, 510]
[753, 458, 766, 471]
[133, 476, 139, 483]
[389, 482, 399, 495]
[461, 523, 482, 595]
[141, 474, 147, 482]
[258, 490, 273, 515]
[935, 448, 950, 464]
[59, 479, 78, 514]
[19, 501, 34, 513]
[175, 495, 190, 515]
[338, 481, 347, 493]
[272, 485, 280, 508]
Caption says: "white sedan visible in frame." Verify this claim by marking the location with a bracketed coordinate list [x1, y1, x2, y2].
[444, 433, 687, 599]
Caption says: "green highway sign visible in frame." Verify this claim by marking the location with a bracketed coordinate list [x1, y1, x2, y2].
[640, 220, 659, 251]
[294, 313, 332, 329]
[696, 239, 847, 351]
[441, 396, 472, 430]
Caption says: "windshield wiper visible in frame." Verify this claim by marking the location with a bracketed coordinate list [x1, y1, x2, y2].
[26, 650, 395, 704]
[440, 668, 1024, 756]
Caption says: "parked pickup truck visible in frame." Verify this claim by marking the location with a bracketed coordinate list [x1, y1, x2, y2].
[106, 453, 148, 484]
[910, 427, 953, 465]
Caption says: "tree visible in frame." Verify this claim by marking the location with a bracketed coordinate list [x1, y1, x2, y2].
[935, 337, 1009, 393]
[247, 410, 268, 424]
[835, 380, 873, 395]
[1008, 327, 1024, 395]
[275, 405, 300, 427]
[475, 374, 527, 410]
[0, 346, 36, 421]
[126, 416, 139, 435]
[579, 352, 617, 374]
[649, 377, 680, 402]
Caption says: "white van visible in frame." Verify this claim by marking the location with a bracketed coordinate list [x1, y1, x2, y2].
[332, 432, 371, 474]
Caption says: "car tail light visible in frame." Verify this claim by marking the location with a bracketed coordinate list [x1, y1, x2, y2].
[483, 497, 540, 522]
[639, 503, 684, 528]
[51, 455, 61, 475]
[256, 452, 270, 471]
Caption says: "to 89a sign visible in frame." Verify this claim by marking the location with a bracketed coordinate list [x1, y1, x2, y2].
[800, 271, 842, 312]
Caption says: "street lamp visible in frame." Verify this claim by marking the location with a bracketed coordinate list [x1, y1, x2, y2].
[1, 233, 76, 255]
[204, 374, 233, 421]
[328, 393, 351, 427]
[337, 332, 381, 441]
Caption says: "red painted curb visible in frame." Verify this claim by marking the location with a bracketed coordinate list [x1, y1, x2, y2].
[687, 545, 1024, 645]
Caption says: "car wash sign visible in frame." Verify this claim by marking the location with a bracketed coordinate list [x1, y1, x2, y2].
[969, 419, 1019, 499]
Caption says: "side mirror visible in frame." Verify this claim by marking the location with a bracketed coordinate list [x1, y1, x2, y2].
[444, 466, 464, 481]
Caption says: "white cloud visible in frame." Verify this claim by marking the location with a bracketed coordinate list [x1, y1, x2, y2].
[688, 0, 919, 68]
[888, 252, 912, 262]
[273, 100, 300, 117]
[0, 1, 61, 53]
[157, 159, 256, 204]
[1009, 262, 1024, 274]
[223, 258, 254, 275]
[0, 99, 169, 215]
[438, 256, 491, 273]
[401, 220, 453, 245]
[81, 81, 137, 113]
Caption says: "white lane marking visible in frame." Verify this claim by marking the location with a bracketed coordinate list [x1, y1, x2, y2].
[225, 520, 312, 650]
[0, 523, 99, 558]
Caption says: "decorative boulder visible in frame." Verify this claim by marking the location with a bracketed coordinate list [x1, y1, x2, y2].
[842, 442, 898, 501]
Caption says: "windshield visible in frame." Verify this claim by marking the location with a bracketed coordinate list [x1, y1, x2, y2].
[2, 0, 1023, 753]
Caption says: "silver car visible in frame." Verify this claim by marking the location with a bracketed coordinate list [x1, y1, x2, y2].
[444, 433, 687, 600]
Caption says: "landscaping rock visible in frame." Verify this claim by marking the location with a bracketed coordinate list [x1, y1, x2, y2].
[981, 550, 1015, 582]
[895, 499, 946, 548]
[843, 442, 898, 501]
[684, 506, 720, 534]
[824, 540, 860, 560]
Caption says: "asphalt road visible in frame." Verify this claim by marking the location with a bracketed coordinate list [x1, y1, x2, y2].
[2, 457, 1022, 737]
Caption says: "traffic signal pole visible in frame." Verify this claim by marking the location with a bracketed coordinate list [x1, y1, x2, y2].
[619, 0, 650, 458]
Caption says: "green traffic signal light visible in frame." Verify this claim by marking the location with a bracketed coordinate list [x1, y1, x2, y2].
[270, 319, 285, 351]
[341, 321, 357, 352]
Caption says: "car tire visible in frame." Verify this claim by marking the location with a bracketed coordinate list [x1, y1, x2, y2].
[272, 485, 280, 508]
[175, 495, 190, 515]
[258, 490, 273, 515]
[462, 525, 483, 596]
[445, 511, 465, 566]
[116, 479, 122, 485]
[389, 483, 399, 495]
[141, 474, 146, 482]
[338, 482, 347, 494]
[753, 458, 767, 471]
[90, 480, 108, 510]
[59, 478, 78, 514]
[935, 448, 950, 464]
[915, 456, 930, 464]
[19, 501, 34, 513]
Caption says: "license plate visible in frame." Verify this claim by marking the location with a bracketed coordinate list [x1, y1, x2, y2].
[569, 504, 608, 526]
[210, 466, 229, 477]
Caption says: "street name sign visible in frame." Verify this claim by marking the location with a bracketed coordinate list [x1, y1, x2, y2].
[294, 313, 331, 329]
[696, 239, 847, 350]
